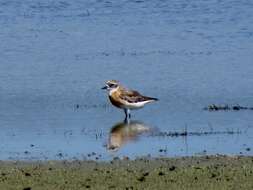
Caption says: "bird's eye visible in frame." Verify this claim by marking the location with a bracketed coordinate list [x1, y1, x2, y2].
[108, 83, 117, 88]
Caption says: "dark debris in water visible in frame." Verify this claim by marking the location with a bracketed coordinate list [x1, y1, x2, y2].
[204, 104, 253, 111]
[153, 129, 241, 137]
[74, 103, 108, 110]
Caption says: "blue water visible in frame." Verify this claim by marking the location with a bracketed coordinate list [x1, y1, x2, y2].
[0, 0, 253, 160]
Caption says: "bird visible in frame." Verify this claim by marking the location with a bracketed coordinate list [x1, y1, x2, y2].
[101, 80, 158, 122]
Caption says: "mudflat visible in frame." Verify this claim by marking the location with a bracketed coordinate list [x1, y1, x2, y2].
[0, 155, 253, 190]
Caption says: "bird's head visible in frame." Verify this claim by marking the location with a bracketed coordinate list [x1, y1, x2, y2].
[101, 80, 120, 91]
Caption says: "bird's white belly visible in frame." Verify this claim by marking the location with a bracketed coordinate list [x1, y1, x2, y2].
[123, 100, 153, 110]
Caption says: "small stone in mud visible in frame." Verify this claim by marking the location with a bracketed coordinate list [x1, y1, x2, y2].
[30, 144, 34, 147]
[143, 172, 149, 176]
[158, 171, 165, 176]
[246, 148, 251, 151]
[24, 151, 30, 154]
[25, 172, 31, 177]
[137, 176, 145, 182]
[85, 178, 91, 182]
[169, 166, 176, 171]
[23, 188, 31, 190]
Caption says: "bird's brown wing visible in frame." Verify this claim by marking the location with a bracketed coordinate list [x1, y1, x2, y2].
[119, 90, 155, 103]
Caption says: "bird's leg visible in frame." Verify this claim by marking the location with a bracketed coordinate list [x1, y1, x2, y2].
[124, 109, 128, 119]
[127, 109, 131, 119]
[124, 109, 128, 123]
[124, 109, 130, 124]
[124, 117, 130, 124]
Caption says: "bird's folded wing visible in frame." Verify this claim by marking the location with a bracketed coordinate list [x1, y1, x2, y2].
[119, 90, 151, 103]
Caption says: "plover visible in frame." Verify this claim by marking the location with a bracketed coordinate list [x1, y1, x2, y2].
[102, 80, 158, 121]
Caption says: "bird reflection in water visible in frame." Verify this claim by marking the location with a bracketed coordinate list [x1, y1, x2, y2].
[107, 120, 150, 151]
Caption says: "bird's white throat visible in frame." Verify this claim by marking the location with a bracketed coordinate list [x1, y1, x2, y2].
[109, 87, 119, 96]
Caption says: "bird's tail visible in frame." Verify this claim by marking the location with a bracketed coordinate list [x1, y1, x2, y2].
[146, 97, 159, 101]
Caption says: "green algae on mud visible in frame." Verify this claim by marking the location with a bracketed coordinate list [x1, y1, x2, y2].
[0, 156, 253, 190]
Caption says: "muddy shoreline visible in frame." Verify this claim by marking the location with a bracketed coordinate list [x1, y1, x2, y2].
[1, 155, 253, 190]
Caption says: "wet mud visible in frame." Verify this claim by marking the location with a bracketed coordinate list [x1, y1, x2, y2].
[0, 156, 253, 190]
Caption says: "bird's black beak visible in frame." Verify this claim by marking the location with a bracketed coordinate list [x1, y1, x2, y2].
[101, 86, 108, 90]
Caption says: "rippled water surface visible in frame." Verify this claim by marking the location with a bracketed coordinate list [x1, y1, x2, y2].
[0, 0, 253, 160]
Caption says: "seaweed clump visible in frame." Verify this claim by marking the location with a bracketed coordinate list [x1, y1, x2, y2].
[204, 104, 253, 111]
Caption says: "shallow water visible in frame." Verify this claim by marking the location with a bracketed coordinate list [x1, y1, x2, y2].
[0, 0, 253, 160]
